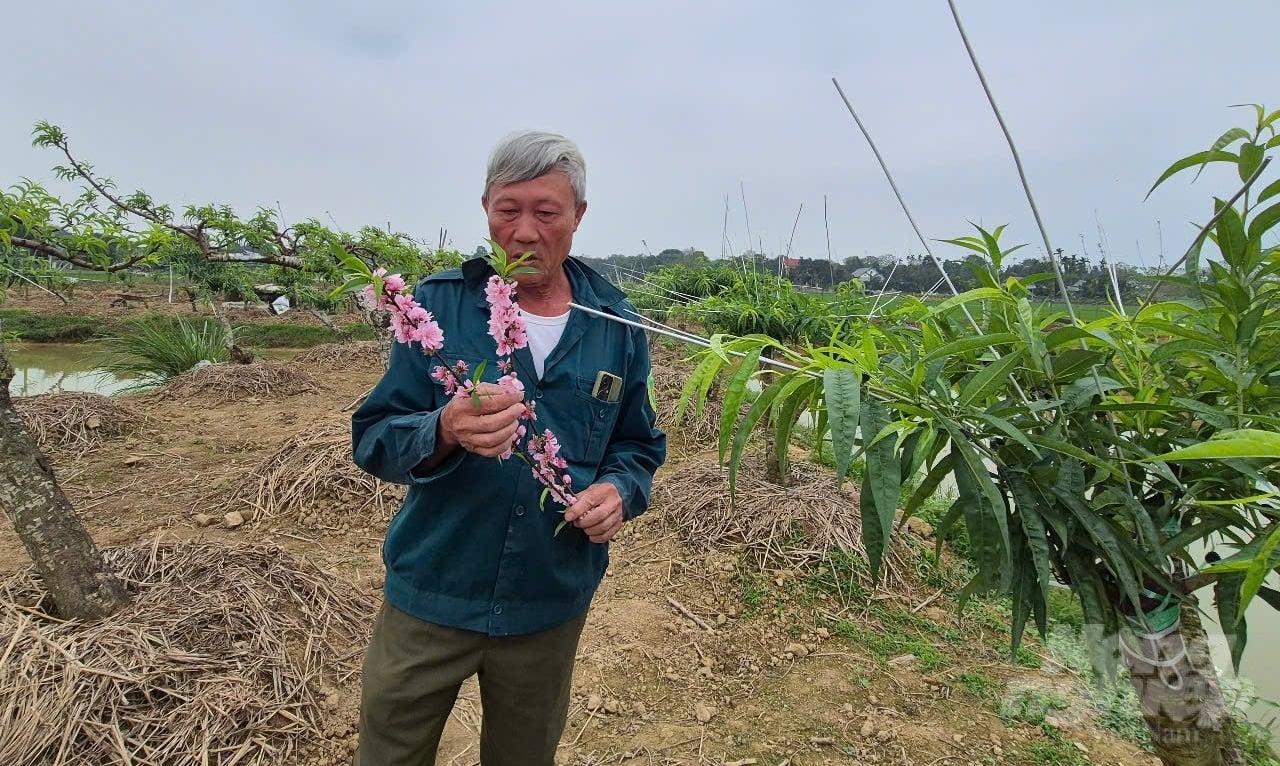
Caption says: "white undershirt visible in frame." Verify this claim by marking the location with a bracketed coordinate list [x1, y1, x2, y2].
[520, 309, 570, 379]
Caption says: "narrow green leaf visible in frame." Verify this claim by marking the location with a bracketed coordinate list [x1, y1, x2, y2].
[959, 349, 1025, 407]
[1154, 429, 1280, 461]
[772, 377, 818, 478]
[1145, 149, 1239, 199]
[718, 350, 761, 464]
[676, 351, 725, 423]
[1238, 142, 1264, 183]
[1008, 473, 1053, 633]
[922, 333, 1019, 364]
[1045, 325, 1114, 350]
[727, 367, 789, 495]
[972, 413, 1039, 456]
[1256, 178, 1280, 206]
[1247, 200, 1280, 244]
[860, 399, 899, 579]
[1216, 574, 1248, 672]
[928, 288, 1005, 316]
[1215, 199, 1248, 264]
[903, 453, 954, 520]
[824, 367, 861, 484]
[1239, 526, 1280, 623]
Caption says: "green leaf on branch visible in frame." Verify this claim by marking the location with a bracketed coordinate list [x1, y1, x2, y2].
[860, 399, 899, 579]
[823, 367, 861, 485]
[1153, 430, 1280, 461]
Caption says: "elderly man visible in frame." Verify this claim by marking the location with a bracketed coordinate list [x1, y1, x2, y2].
[350, 130, 666, 765]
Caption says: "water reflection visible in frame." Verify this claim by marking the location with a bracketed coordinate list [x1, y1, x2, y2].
[4, 342, 136, 396]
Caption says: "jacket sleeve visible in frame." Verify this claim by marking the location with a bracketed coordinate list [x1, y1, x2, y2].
[596, 324, 667, 520]
[351, 318, 465, 486]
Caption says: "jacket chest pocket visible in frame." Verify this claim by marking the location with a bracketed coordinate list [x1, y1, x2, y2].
[570, 375, 622, 465]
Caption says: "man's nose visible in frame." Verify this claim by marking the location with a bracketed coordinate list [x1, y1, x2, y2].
[513, 213, 538, 243]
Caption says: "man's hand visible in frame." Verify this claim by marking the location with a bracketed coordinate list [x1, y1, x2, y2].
[438, 382, 526, 458]
[563, 482, 624, 543]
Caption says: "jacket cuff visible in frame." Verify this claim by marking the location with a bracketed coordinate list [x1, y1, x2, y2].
[408, 410, 466, 484]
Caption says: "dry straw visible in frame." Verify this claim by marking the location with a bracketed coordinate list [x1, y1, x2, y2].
[158, 362, 318, 403]
[0, 541, 375, 765]
[291, 342, 382, 369]
[218, 420, 403, 522]
[654, 457, 909, 589]
[13, 392, 142, 457]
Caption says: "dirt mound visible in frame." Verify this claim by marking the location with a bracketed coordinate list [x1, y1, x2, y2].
[159, 361, 318, 403]
[653, 456, 910, 588]
[291, 342, 382, 369]
[13, 391, 143, 457]
[0, 542, 374, 766]
[216, 420, 403, 532]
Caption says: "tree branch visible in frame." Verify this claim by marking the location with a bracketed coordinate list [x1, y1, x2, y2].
[204, 251, 303, 268]
[10, 235, 147, 273]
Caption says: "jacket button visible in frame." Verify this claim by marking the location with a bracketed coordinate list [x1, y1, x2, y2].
[493, 604, 503, 615]
[515, 505, 525, 517]
[535, 388, 544, 399]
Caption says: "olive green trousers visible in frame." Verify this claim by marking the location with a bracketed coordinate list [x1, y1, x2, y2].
[354, 601, 587, 766]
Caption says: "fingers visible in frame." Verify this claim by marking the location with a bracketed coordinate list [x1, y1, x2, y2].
[442, 395, 526, 456]
[464, 383, 524, 414]
[563, 483, 624, 543]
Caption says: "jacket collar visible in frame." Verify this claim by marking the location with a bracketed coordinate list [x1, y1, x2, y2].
[460, 256, 626, 312]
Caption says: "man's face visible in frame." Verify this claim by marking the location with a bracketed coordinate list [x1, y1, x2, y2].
[483, 171, 587, 289]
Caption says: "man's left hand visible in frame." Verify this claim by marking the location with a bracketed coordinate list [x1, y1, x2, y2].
[563, 483, 624, 543]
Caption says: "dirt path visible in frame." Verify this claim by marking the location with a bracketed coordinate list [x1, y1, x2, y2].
[0, 351, 1159, 766]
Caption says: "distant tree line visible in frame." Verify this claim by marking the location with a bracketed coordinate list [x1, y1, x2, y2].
[578, 246, 1173, 303]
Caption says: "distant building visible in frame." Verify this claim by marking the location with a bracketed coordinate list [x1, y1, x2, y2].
[852, 267, 884, 285]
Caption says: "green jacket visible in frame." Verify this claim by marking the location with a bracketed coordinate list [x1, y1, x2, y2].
[352, 256, 666, 635]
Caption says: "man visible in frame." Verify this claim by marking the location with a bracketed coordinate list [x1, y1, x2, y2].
[350, 130, 666, 765]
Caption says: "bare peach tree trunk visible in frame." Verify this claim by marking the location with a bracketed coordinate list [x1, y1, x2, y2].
[0, 327, 129, 620]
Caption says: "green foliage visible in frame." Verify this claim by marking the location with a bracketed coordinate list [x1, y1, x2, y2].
[686, 106, 1280, 680]
[0, 308, 99, 342]
[956, 671, 1000, 700]
[94, 317, 228, 389]
[998, 686, 1068, 727]
[3, 122, 455, 324]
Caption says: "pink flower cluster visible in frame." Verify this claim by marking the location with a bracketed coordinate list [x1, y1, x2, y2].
[370, 266, 576, 509]
[529, 430, 573, 506]
[364, 269, 445, 353]
[485, 275, 528, 356]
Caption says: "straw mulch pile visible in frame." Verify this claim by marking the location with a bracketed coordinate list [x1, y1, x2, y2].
[158, 362, 318, 403]
[291, 342, 382, 369]
[0, 541, 376, 766]
[13, 392, 143, 457]
[653, 456, 910, 589]
[217, 421, 404, 529]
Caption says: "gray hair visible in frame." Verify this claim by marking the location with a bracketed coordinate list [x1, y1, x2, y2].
[484, 130, 586, 204]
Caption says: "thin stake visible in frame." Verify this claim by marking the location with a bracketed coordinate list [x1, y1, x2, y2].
[824, 194, 836, 287]
[945, 0, 1077, 323]
[1144, 157, 1270, 304]
[570, 302, 815, 378]
[830, 76, 1032, 406]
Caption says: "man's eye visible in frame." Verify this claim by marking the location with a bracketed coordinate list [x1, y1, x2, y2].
[537, 211, 557, 219]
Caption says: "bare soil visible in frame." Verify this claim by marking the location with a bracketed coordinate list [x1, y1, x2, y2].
[0, 312, 1161, 765]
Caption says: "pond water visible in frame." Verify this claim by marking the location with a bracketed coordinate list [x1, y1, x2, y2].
[4, 342, 137, 396]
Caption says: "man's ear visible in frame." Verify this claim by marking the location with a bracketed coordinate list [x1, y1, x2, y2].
[573, 200, 587, 231]
[481, 195, 489, 212]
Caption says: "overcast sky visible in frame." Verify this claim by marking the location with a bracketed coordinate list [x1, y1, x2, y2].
[6, 1, 1278, 268]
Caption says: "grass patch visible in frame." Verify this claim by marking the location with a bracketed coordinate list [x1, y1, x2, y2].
[96, 316, 228, 390]
[234, 322, 373, 348]
[998, 686, 1069, 727]
[0, 309, 104, 342]
[831, 613, 950, 672]
[0, 309, 372, 348]
[1011, 729, 1090, 766]
[956, 671, 1000, 700]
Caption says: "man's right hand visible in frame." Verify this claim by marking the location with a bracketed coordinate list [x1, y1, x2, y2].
[437, 382, 526, 457]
